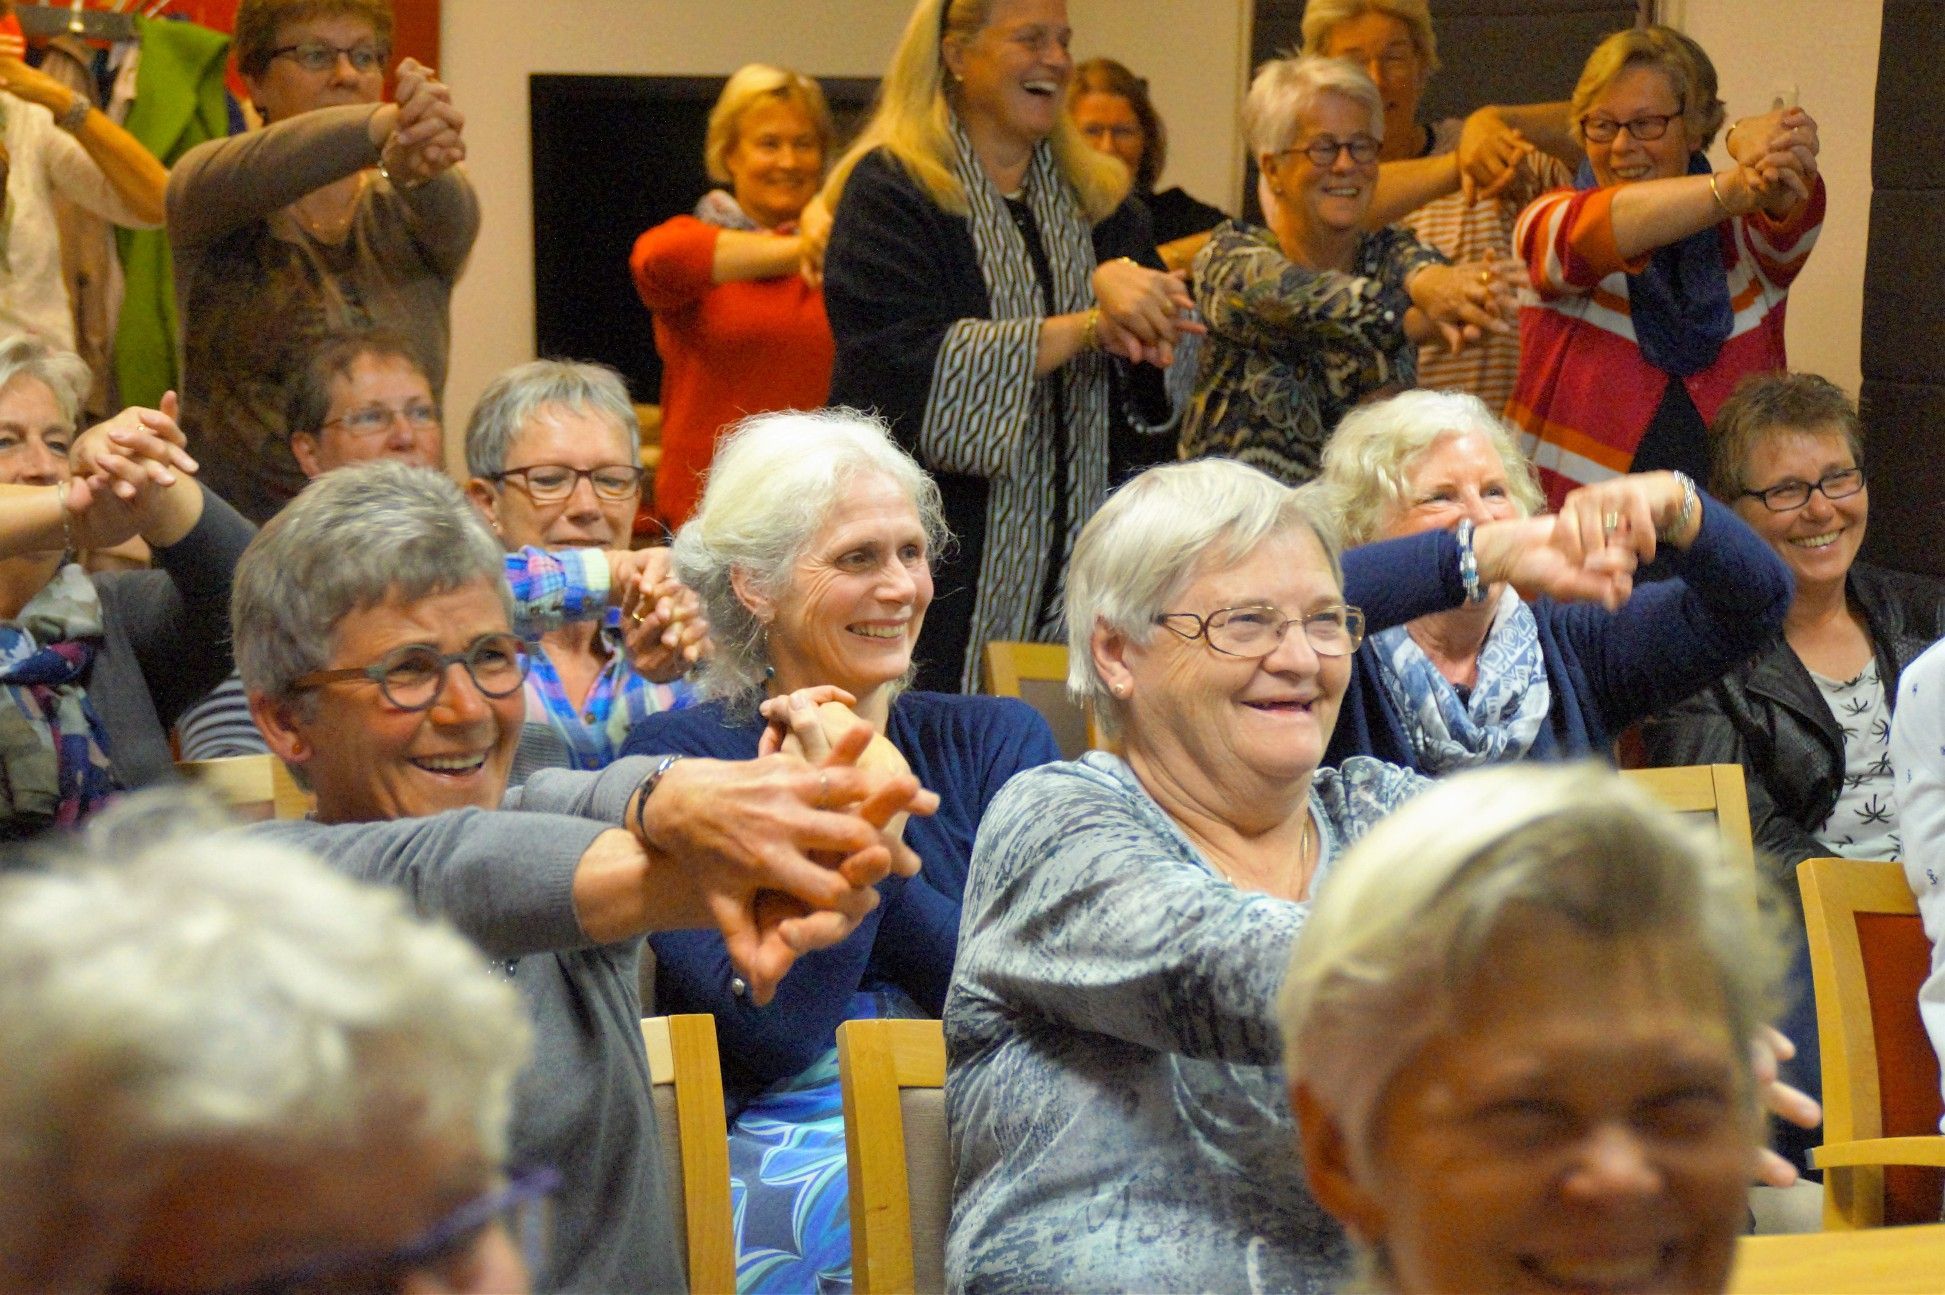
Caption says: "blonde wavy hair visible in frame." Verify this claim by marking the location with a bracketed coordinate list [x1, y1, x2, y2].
[704, 64, 836, 185]
[1570, 24, 1725, 153]
[822, 0, 1127, 221]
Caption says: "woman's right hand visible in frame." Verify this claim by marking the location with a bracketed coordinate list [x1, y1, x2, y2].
[1091, 258, 1198, 366]
[1473, 513, 1638, 611]
[797, 193, 833, 287]
[1404, 258, 1519, 355]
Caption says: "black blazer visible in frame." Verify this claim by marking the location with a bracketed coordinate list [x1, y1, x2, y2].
[1640, 562, 1945, 905]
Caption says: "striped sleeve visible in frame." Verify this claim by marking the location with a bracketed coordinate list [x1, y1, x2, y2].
[1514, 185, 1643, 298]
[920, 316, 1041, 479]
[1737, 175, 1825, 291]
[504, 546, 611, 637]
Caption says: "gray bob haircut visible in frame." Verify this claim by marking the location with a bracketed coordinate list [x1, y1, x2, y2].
[1318, 388, 1545, 546]
[1278, 764, 1782, 1198]
[1243, 53, 1385, 158]
[0, 789, 530, 1292]
[0, 333, 93, 431]
[1065, 458, 1342, 740]
[463, 358, 640, 480]
[232, 460, 511, 703]
[674, 407, 948, 703]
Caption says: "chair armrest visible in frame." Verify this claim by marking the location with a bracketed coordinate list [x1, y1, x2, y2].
[1812, 1136, 1945, 1170]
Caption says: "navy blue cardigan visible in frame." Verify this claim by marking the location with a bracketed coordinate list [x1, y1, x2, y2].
[1326, 496, 1792, 771]
[621, 691, 1059, 1104]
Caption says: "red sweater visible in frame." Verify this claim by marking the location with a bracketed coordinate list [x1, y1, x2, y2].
[1508, 178, 1823, 508]
[629, 215, 834, 527]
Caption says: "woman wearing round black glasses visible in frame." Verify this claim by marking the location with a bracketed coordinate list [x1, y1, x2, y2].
[1644, 372, 1945, 1170]
[1179, 54, 1516, 487]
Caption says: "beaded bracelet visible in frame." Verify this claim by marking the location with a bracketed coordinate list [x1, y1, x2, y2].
[630, 753, 685, 845]
[1456, 518, 1487, 605]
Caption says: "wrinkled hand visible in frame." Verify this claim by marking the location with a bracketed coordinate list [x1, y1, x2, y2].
[1407, 259, 1518, 355]
[1554, 471, 1696, 566]
[1753, 1025, 1822, 1188]
[69, 391, 197, 498]
[636, 728, 938, 1002]
[798, 193, 832, 287]
[1457, 105, 1537, 203]
[1727, 106, 1819, 210]
[380, 58, 465, 184]
[1091, 258, 1202, 368]
[1473, 513, 1638, 611]
[621, 577, 711, 681]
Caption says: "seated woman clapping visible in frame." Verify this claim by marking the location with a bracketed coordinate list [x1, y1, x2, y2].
[0, 339, 251, 833]
[1283, 763, 1795, 1295]
[620, 408, 1059, 1292]
[1318, 387, 1791, 772]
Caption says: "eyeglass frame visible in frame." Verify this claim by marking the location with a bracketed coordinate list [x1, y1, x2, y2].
[1276, 134, 1382, 168]
[104, 1165, 560, 1295]
[319, 401, 443, 438]
[1153, 602, 1367, 659]
[1738, 466, 1866, 512]
[1579, 108, 1683, 144]
[266, 40, 391, 74]
[286, 633, 533, 712]
[486, 463, 647, 504]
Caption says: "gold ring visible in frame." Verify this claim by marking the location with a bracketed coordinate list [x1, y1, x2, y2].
[628, 604, 650, 624]
[1478, 269, 1493, 285]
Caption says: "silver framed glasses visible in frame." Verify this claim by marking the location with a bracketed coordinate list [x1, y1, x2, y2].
[1739, 467, 1865, 512]
[1154, 603, 1366, 659]
[288, 633, 531, 711]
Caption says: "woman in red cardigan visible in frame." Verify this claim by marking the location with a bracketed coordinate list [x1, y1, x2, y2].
[1509, 25, 1823, 509]
[630, 65, 836, 530]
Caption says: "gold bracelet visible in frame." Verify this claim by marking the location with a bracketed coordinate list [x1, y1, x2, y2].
[1708, 170, 1733, 219]
[1080, 306, 1100, 352]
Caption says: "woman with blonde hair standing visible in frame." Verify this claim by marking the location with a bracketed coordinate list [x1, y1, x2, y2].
[821, 0, 1196, 693]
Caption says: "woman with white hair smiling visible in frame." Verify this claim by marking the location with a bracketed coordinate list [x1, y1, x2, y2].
[621, 407, 1058, 1291]
[1281, 763, 1800, 1295]
[1317, 386, 1790, 773]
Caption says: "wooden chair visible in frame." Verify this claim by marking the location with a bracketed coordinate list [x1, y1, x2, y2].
[1798, 857, 1945, 1229]
[175, 754, 313, 821]
[1621, 763, 1756, 875]
[1729, 1219, 1945, 1292]
[836, 1018, 950, 1295]
[641, 1014, 736, 1293]
[981, 640, 1097, 759]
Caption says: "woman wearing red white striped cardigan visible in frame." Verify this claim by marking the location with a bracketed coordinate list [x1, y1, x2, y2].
[1509, 25, 1823, 510]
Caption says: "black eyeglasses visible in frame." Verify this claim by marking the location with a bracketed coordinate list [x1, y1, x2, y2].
[1279, 134, 1381, 167]
[1740, 467, 1866, 512]
[1155, 603, 1366, 659]
[489, 464, 645, 504]
[1580, 110, 1682, 143]
[268, 41, 389, 74]
[289, 633, 531, 711]
[106, 1166, 559, 1295]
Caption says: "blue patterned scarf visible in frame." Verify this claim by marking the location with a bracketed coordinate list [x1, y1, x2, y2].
[693, 188, 799, 235]
[1372, 588, 1551, 773]
[1578, 153, 1732, 377]
[0, 564, 116, 828]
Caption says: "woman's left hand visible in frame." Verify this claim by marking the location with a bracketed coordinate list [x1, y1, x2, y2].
[621, 576, 711, 682]
[797, 193, 832, 288]
[69, 392, 198, 499]
[1092, 259, 1200, 367]
[1456, 105, 1537, 203]
[379, 58, 466, 185]
[1727, 106, 1820, 212]
[1404, 259, 1518, 355]
[1554, 470, 1699, 565]
[1753, 1025, 1822, 1188]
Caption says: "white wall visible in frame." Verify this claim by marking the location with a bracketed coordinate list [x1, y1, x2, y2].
[437, 0, 1253, 453]
[1667, 0, 1881, 395]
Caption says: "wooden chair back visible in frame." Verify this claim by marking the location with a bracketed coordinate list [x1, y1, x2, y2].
[836, 1018, 950, 1295]
[981, 640, 1096, 759]
[641, 1014, 736, 1292]
[1621, 763, 1756, 875]
[1729, 1220, 1945, 1292]
[175, 754, 313, 820]
[1799, 857, 1945, 1229]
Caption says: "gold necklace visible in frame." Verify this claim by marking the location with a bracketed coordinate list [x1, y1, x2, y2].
[293, 172, 368, 243]
[1208, 807, 1315, 900]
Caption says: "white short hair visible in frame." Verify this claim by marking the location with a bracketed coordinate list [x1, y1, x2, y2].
[1278, 764, 1782, 1215]
[1318, 389, 1545, 545]
[673, 408, 949, 703]
[1064, 458, 1341, 739]
[1243, 53, 1385, 158]
[0, 791, 530, 1292]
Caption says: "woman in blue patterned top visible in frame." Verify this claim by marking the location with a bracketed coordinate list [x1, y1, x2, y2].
[947, 458, 1434, 1293]
[622, 407, 1058, 1292]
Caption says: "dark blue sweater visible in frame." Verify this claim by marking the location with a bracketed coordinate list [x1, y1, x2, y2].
[1326, 496, 1792, 771]
[621, 691, 1059, 1103]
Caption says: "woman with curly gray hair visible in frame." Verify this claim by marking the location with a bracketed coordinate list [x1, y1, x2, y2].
[621, 406, 1058, 1291]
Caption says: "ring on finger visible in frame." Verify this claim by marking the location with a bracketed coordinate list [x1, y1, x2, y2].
[1602, 511, 1621, 535]
[817, 771, 830, 808]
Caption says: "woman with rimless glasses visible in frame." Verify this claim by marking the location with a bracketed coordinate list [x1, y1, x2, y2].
[1510, 26, 1824, 510]
[168, 0, 477, 524]
[1644, 373, 1945, 1169]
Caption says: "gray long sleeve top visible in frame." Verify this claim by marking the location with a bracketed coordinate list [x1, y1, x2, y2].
[251, 756, 686, 1294]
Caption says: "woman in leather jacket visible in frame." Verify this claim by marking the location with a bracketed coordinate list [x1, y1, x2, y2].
[1642, 372, 1945, 1167]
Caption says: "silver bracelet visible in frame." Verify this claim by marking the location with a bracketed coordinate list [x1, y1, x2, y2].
[1659, 471, 1699, 544]
[55, 96, 91, 133]
[1455, 518, 1488, 605]
[631, 753, 684, 845]
[375, 154, 426, 192]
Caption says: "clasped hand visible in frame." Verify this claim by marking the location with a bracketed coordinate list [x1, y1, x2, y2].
[63, 392, 202, 552]
[376, 57, 466, 185]
[1091, 257, 1203, 368]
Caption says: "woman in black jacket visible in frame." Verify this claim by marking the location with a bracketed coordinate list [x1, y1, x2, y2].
[1642, 371, 1945, 1166]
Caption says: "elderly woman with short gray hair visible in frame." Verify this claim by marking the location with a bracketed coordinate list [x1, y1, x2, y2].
[622, 406, 1057, 1292]
[1316, 387, 1791, 774]
[1180, 54, 1516, 486]
[1282, 763, 1797, 1294]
